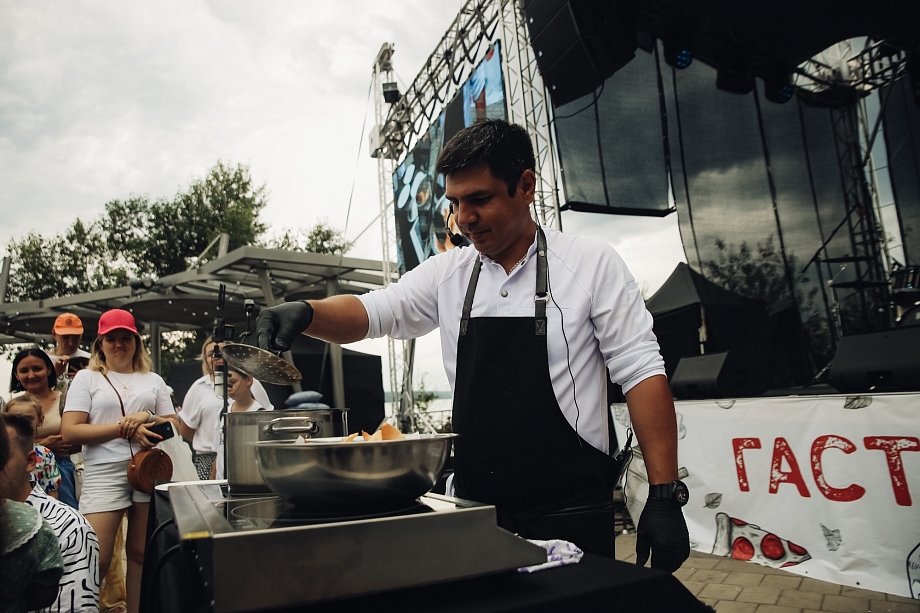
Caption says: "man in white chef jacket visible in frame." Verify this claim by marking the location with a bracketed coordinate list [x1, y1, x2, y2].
[257, 120, 689, 571]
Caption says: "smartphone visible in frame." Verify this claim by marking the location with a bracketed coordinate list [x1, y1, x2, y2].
[146, 420, 175, 443]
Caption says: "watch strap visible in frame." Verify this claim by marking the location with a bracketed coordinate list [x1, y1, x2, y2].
[648, 482, 676, 499]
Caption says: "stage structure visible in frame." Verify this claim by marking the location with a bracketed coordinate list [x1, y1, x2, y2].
[528, 0, 920, 382]
[370, 0, 920, 425]
[370, 0, 560, 432]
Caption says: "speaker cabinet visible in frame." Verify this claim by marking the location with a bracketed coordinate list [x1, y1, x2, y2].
[829, 326, 920, 392]
[523, 0, 637, 106]
[670, 351, 767, 399]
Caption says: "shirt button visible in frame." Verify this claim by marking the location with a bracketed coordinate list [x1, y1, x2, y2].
[500, 290, 508, 298]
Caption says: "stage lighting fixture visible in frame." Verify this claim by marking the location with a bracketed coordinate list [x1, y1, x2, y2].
[764, 73, 795, 104]
[663, 37, 693, 70]
[382, 82, 401, 104]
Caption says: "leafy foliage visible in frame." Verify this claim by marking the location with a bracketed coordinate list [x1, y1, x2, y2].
[5, 162, 353, 383]
[264, 220, 353, 255]
[7, 162, 268, 301]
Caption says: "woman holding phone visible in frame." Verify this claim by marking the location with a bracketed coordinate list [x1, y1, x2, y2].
[61, 309, 176, 613]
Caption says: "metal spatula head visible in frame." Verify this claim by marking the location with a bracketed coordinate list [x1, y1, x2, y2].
[221, 343, 302, 385]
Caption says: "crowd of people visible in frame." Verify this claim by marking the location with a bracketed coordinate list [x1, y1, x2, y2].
[1, 310, 270, 613]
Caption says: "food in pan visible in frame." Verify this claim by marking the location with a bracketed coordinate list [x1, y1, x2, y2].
[294, 423, 411, 444]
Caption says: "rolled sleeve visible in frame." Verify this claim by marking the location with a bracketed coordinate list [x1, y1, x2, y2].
[358, 258, 442, 340]
[592, 247, 666, 394]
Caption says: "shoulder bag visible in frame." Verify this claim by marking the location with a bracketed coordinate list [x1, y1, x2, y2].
[102, 373, 172, 494]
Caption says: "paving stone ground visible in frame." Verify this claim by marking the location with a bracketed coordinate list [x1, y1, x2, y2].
[614, 533, 919, 613]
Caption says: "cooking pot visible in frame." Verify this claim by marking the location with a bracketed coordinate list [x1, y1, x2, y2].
[253, 433, 457, 510]
[226, 408, 348, 494]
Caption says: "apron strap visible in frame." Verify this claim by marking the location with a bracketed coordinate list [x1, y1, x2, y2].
[459, 260, 482, 336]
[459, 226, 550, 337]
[534, 227, 548, 336]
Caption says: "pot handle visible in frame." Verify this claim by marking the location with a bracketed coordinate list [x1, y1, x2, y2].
[265, 416, 319, 437]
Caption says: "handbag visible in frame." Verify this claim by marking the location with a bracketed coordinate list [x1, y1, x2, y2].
[102, 373, 173, 494]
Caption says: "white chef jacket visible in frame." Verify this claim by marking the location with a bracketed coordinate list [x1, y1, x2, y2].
[359, 225, 665, 453]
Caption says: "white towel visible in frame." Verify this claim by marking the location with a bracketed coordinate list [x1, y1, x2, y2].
[517, 539, 584, 573]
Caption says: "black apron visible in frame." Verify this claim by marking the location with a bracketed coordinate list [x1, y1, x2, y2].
[452, 228, 617, 557]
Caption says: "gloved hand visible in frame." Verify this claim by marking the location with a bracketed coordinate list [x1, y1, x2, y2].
[256, 301, 314, 352]
[635, 497, 690, 573]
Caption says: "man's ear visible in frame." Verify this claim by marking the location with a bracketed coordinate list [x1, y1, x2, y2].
[26, 449, 38, 473]
[519, 169, 537, 204]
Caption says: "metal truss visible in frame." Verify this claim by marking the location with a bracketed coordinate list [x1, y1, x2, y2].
[371, 44, 416, 433]
[799, 39, 912, 335]
[797, 37, 911, 95]
[379, 0, 560, 230]
[497, 0, 561, 229]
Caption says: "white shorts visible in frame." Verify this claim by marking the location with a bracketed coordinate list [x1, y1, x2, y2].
[79, 459, 151, 514]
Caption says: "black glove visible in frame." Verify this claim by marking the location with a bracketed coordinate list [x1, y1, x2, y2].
[256, 301, 314, 352]
[635, 497, 690, 573]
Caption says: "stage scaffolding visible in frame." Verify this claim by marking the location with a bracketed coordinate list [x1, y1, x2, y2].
[370, 0, 561, 432]
[796, 39, 914, 335]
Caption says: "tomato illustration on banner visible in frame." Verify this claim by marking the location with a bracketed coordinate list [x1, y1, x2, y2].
[712, 512, 812, 568]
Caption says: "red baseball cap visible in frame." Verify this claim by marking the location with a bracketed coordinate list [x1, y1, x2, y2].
[52, 313, 84, 335]
[97, 309, 138, 335]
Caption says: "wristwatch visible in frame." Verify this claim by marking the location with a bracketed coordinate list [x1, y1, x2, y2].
[144, 410, 156, 424]
[648, 480, 690, 506]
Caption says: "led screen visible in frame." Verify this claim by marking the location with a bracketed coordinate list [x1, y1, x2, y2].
[392, 41, 506, 272]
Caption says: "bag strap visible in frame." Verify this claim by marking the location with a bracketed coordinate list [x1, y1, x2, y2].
[101, 373, 134, 459]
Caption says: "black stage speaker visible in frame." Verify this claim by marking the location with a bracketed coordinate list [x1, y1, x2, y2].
[523, 0, 637, 106]
[670, 351, 768, 399]
[829, 326, 920, 392]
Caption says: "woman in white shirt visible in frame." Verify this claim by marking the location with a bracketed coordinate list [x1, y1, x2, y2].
[61, 309, 177, 613]
[179, 337, 274, 480]
[212, 366, 270, 480]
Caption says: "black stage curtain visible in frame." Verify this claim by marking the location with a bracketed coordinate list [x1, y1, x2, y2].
[553, 47, 672, 216]
[882, 76, 920, 266]
[665, 59, 845, 376]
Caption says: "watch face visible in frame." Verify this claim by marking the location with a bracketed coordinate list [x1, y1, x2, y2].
[675, 481, 690, 506]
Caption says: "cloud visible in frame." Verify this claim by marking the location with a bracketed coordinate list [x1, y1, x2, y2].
[0, 1, 463, 250]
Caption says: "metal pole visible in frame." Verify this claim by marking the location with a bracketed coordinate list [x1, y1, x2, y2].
[0, 256, 10, 304]
[256, 268, 303, 393]
[372, 42, 413, 428]
[149, 321, 161, 374]
[325, 279, 346, 409]
[218, 233, 230, 258]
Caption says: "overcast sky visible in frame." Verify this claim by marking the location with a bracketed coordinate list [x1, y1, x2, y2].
[0, 0, 685, 394]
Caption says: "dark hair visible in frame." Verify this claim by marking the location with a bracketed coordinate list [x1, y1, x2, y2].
[435, 119, 535, 197]
[1, 412, 35, 456]
[227, 365, 252, 379]
[10, 347, 58, 393]
[0, 411, 9, 474]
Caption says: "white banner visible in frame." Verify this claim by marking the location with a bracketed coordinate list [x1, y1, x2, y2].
[612, 392, 920, 599]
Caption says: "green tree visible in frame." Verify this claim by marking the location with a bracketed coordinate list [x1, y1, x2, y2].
[265, 220, 352, 255]
[413, 377, 438, 414]
[5, 161, 267, 382]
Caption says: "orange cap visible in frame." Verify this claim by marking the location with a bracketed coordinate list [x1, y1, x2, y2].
[52, 313, 84, 335]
